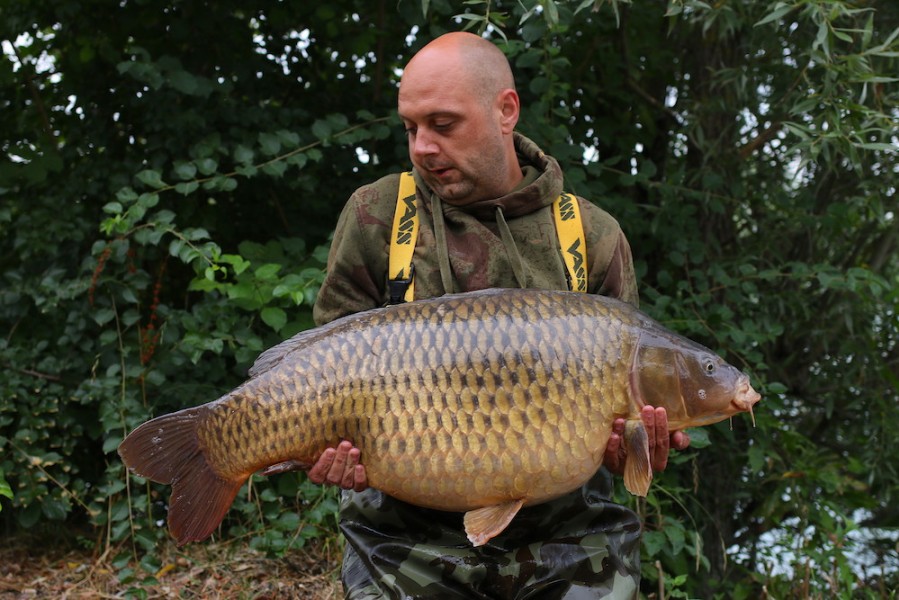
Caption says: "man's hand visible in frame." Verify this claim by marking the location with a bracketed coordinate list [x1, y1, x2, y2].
[307, 440, 368, 492]
[603, 406, 690, 475]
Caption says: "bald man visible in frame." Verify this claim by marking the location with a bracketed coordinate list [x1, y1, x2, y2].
[310, 32, 688, 599]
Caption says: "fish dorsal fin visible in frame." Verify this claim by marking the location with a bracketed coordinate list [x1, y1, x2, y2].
[623, 419, 653, 497]
[248, 312, 368, 378]
[463, 499, 525, 547]
[248, 326, 334, 378]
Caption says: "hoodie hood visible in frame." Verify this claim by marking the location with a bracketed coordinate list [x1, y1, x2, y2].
[412, 132, 564, 221]
[409, 132, 566, 293]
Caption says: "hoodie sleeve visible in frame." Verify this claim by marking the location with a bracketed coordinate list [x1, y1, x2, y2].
[578, 197, 639, 308]
[593, 230, 639, 307]
[313, 178, 398, 326]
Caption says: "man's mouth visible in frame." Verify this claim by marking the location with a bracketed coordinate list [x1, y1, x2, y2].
[423, 162, 454, 177]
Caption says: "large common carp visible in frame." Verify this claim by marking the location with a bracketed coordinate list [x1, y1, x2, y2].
[119, 288, 760, 547]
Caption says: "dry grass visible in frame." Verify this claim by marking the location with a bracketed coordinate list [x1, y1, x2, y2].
[0, 534, 344, 599]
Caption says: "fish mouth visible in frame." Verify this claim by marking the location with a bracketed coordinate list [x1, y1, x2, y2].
[731, 376, 761, 426]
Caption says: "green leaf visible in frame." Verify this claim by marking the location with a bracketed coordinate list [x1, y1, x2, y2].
[755, 2, 793, 27]
[93, 308, 115, 325]
[0, 466, 13, 509]
[665, 523, 686, 555]
[175, 181, 200, 195]
[116, 186, 138, 203]
[102, 202, 123, 215]
[261, 307, 287, 331]
[102, 434, 123, 454]
[195, 158, 218, 176]
[168, 70, 199, 94]
[254, 263, 282, 280]
[311, 119, 331, 140]
[258, 132, 281, 156]
[642, 530, 667, 556]
[277, 129, 300, 147]
[183, 228, 210, 241]
[234, 144, 254, 164]
[136, 169, 167, 189]
[262, 161, 288, 177]
[41, 497, 69, 521]
[859, 143, 897, 151]
[684, 427, 710, 449]
[222, 253, 251, 275]
[173, 161, 197, 180]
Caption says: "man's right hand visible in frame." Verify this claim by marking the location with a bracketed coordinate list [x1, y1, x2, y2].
[307, 440, 368, 492]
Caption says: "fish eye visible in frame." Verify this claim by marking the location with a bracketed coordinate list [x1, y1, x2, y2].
[704, 360, 716, 374]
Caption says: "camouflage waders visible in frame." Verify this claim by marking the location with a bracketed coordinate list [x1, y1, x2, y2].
[340, 469, 641, 599]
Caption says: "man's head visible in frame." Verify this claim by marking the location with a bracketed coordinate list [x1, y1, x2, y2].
[398, 32, 522, 205]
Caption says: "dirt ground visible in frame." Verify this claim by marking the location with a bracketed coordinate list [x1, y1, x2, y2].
[0, 535, 344, 599]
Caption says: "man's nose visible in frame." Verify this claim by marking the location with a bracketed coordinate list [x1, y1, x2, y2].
[410, 130, 438, 159]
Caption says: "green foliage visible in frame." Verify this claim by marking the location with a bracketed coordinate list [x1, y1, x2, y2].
[2, 0, 897, 596]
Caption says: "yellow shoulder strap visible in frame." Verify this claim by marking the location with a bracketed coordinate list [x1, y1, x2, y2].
[388, 171, 419, 303]
[552, 192, 588, 293]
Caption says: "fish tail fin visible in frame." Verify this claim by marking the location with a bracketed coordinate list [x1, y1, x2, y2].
[118, 407, 244, 546]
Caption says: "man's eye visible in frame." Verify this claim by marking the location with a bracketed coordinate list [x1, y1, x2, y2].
[433, 122, 452, 131]
[404, 127, 416, 137]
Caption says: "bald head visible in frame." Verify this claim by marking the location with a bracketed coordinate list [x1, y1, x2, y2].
[397, 32, 523, 204]
[402, 32, 515, 107]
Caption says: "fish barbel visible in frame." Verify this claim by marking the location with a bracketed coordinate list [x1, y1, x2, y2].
[119, 288, 760, 546]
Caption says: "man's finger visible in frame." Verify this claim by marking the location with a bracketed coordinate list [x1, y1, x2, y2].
[650, 406, 670, 472]
[671, 430, 691, 451]
[340, 447, 361, 489]
[352, 465, 368, 492]
[307, 448, 336, 484]
[640, 405, 656, 452]
[326, 441, 352, 485]
[604, 431, 623, 474]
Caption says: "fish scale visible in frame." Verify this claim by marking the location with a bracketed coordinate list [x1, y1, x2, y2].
[119, 287, 760, 547]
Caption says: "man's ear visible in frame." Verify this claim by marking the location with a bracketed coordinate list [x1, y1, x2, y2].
[497, 89, 520, 134]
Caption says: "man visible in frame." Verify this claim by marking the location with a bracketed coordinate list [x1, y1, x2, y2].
[308, 32, 689, 599]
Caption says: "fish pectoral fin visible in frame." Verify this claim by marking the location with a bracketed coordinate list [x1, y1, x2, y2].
[260, 460, 311, 476]
[623, 419, 653, 497]
[463, 499, 525, 547]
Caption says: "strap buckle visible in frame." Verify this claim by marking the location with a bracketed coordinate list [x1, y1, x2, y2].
[387, 263, 415, 305]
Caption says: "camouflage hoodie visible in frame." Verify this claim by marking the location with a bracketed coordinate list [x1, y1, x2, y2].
[314, 133, 642, 599]
[314, 133, 638, 326]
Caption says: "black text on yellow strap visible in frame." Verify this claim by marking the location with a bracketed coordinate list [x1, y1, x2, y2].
[557, 193, 576, 221]
[566, 237, 587, 292]
[395, 193, 417, 245]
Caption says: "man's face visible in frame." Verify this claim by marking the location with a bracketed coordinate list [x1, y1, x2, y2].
[398, 64, 508, 205]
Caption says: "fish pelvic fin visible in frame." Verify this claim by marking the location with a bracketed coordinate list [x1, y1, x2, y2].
[118, 407, 244, 546]
[463, 499, 525, 547]
[623, 419, 653, 497]
[261, 460, 311, 476]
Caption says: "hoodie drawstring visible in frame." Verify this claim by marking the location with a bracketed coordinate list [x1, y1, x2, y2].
[495, 207, 528, 289]
[429, 195, 529, 294]
[430, 194, 456, 295]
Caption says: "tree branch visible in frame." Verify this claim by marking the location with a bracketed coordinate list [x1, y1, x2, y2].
[10, 43, 56, 141]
